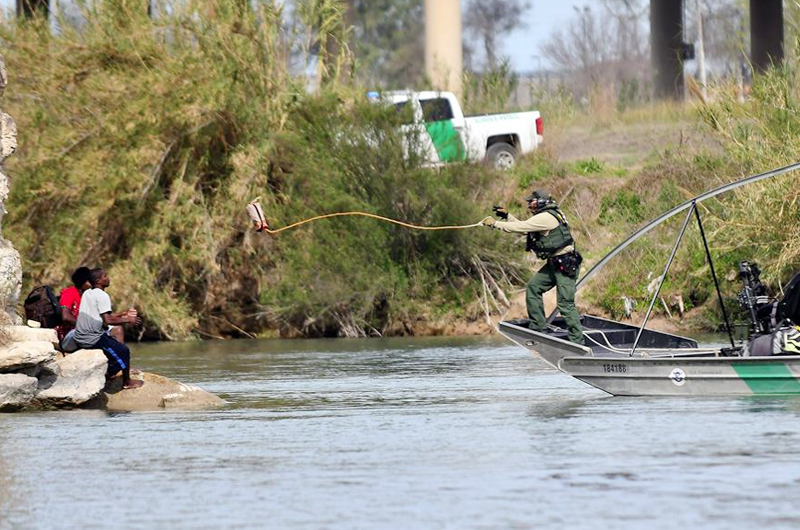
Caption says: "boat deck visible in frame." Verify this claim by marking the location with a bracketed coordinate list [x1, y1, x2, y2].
[503, 314, 704, 358]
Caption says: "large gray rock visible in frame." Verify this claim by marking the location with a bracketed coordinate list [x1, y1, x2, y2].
[0, 55, 6, 96]
[0, 244, 21, 326]
[5, 326, 57, 344]
[0, 340, 57, 372]
[0, 170, 8, 231]
[0, 112, 16, 162]
[0, 51, 20, 325]
[0, 373, 38, 411]
[0, 169, 7, 207]
[35, 349, 107, 408]
[99, 372, 225, 411]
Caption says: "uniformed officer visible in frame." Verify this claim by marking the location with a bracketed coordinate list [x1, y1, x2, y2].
[482, 189, 584, 344]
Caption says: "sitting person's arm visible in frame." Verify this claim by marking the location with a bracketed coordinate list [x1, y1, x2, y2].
[100, 310, 142, 328]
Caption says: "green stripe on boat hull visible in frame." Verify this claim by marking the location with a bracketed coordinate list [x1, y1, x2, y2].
[732, 362, 800, 394]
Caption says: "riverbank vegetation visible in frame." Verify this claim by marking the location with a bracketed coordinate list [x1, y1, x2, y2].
[2, 1, 798, 339]
[2, 1, 527, 339]
[532, 70, 800, 332]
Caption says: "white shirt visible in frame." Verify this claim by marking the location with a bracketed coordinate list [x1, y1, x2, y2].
[74, 288, 112, 347]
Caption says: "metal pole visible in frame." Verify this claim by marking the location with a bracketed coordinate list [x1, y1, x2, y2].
[631, 203, 696, 356]
[693, 206, 736, 348]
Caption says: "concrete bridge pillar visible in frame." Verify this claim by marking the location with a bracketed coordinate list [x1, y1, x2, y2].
[750, 0, 784, 73]
[650, 0, 685, 101]
[424, 0, 462, 95]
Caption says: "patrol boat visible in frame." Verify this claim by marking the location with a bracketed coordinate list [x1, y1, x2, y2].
[499, 163, 800, 396]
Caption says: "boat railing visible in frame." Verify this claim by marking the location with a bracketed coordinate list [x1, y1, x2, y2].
[585, 330, 720, 358]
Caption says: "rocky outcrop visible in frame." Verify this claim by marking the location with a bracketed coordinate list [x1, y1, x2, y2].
[5, 325, 58, 343]
[98, 372, 225, 411]
[0, 340, 58, 372]
[0, 53, 21, 325]
[0, 326, 105, 408]
[0, 373, 38, 411]
[0, 324, 224, 411]
[0, 55, 222, 414]
[35, 349, 108, 407]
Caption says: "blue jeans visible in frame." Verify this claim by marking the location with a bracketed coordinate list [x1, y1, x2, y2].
[90, 333, 131, 380]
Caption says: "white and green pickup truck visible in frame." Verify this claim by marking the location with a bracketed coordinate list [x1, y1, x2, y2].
[369, 90, 543, 169]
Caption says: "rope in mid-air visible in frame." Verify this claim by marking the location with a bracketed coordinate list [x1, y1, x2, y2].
[245, 197, 484, 234]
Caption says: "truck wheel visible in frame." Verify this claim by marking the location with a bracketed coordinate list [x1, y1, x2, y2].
[486, 143, 517, 170]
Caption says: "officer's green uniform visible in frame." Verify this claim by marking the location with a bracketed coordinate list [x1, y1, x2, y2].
[490, 204, 584, 344]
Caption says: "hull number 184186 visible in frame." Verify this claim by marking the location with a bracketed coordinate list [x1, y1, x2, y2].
[602, 364, 628, 373]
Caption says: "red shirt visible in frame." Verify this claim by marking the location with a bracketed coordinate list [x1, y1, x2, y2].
[55, 286, 82, 342]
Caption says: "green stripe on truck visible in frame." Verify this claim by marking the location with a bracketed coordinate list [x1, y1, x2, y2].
[732, 362, 800, 394]
[424, 121, 466, 162]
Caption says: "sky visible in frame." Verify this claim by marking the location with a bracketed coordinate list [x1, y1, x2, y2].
[0, 0, 586, 73]
[500, 2, 589, 72]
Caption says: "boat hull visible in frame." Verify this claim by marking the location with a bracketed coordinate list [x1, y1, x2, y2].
[561, 356, 800, 396]
[499, 320, 800, 396]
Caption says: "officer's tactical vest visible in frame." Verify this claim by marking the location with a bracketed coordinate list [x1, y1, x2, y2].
[525, 205, 574, 259]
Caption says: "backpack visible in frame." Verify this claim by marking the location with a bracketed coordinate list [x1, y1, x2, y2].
[24, 286, 62, 328]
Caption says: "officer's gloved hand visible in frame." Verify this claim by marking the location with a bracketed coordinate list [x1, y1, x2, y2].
[492, 205, 509, 219]
[481, 216, 496, 227]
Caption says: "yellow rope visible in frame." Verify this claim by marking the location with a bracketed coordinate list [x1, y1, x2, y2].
[263, 211, 483, 234]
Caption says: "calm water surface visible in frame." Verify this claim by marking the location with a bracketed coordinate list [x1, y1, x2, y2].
[3, 335, 800, 529]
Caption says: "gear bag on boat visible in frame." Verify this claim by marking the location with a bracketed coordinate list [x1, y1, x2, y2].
[748, 321, 800, 356]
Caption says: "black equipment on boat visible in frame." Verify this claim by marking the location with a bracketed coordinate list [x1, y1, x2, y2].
[737, 261, 772, 335]
[779, 271, 800, 326]
[737, 261, 800, 337]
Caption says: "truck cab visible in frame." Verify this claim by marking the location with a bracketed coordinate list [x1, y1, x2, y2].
[372, 90, 543, 169]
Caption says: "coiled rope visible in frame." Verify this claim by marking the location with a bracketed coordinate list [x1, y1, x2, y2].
[247, 198, 483, 234]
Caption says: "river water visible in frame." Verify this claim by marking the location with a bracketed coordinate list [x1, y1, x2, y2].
[2, 335, 800, 529]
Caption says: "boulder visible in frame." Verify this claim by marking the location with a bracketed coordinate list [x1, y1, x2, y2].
[99, 372, 225, 411]
[0, 170, 8, 210]
[4, 325, 57, 344]
[35, 349, 107, 408]
[0, 245, 22, 325]
[0, 373, 37, 411]
[0, 340, 57, 372]
[0, 112, 16, 162]
[0, 54, 6, 96]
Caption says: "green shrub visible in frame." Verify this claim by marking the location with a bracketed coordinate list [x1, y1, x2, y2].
[574, 158, 604, 174]
[598, 190, 644, 225]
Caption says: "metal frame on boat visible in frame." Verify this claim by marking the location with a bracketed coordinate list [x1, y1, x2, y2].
[498, 163, 800, 396]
